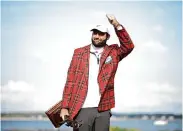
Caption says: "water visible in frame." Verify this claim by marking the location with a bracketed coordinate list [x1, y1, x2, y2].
[1, 119, 182, 131]
[111, 119, 182, 131]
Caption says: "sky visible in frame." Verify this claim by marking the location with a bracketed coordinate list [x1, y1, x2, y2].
[1, 1, 182, 113]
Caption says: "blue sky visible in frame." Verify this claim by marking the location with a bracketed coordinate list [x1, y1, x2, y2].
[1, 1, 182, 113]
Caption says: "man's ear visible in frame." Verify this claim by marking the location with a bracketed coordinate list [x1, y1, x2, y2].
[107, 34, 110, 40]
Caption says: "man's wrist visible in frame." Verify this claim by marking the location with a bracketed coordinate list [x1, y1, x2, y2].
[113, 22, 120, 28]
[114, 23, 123, 30]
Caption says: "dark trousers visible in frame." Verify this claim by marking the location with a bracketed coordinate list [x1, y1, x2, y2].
[73, 107, 111, 131]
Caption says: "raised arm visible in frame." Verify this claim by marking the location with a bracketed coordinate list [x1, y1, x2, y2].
[106, 14, 134, 61]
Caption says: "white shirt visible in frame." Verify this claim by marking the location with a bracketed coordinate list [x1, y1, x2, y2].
[82, 44, 104, 108]
[82, 26, 123, 108]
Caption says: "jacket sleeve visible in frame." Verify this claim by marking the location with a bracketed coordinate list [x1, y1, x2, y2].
[115, 25, 134, 61]
[61, 50, 76, 109]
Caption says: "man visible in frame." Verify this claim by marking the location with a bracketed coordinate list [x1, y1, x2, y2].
[60, 14, 134, 131]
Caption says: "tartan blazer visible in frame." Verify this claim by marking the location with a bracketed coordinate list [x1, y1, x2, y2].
[61, 26, 134, 119]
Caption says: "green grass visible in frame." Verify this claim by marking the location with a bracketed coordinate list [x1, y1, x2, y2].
[110, 127, 182, 131]
[110, 127, 140, 131]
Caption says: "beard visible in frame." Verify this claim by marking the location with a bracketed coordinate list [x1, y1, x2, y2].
[91, 38, 107, 48]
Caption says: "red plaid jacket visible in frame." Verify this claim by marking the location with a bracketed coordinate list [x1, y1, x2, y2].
[61, 26, 134, 119]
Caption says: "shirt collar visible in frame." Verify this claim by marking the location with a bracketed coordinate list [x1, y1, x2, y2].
[90, 44, 104, 54]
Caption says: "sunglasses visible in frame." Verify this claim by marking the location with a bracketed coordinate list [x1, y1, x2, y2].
[60, 115, 82, 129]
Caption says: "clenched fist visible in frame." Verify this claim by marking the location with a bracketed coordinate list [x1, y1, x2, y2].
[60, 108, 69, 120]
[106, 14, 120, 28]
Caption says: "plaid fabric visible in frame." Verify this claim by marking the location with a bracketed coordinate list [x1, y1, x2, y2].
[61, 26, 134, 119]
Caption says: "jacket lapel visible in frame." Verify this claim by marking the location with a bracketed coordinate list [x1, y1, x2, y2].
[82, 44, 113, 84]
[98, 45, 112, 74]
[82, 44, 90, 84]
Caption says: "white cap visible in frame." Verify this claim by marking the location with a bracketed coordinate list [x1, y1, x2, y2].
[91, 25, 110, 35]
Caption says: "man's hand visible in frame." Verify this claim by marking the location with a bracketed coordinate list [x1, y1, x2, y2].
[60, 108, 69, 120]
[106, 14, 120, 28]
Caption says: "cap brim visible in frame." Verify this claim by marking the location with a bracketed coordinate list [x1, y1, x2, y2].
[90, 28, 106, 33]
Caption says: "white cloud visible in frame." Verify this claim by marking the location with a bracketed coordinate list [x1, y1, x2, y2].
[1, 81, 36, 112]
[1, 79, 181, 113]
[141, 40, 168, 52]
[152, 25, 163, 32]
[2, 80, 34, 92]
[112, 81, 181, 113]
[1, 80, 64, 112]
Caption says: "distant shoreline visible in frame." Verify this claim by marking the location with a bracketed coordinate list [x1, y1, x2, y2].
[0, 116, 145, 121]
[1, 117, 49, 121]
[1, 116, 181, 121]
